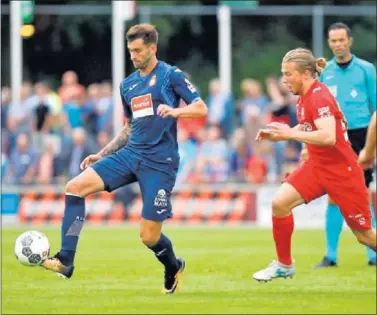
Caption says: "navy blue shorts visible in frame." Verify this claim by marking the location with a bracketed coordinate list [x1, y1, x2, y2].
[91, 148, 178, 222]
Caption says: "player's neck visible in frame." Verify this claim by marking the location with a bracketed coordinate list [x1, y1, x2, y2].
[139, 58, 159, 77]
[300, 79, 317, 97]
[335, 53, 352, 64]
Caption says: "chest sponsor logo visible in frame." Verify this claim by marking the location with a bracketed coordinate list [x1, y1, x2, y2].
[131, 94, 154, 119]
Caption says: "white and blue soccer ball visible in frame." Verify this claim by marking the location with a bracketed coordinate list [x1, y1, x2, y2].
[14, 231, 50, 266]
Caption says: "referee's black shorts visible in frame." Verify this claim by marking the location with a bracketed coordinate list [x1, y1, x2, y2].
[347, 127, 374, 188]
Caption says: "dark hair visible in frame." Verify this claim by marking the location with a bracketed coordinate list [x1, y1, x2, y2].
[126, 24, 158, 45]
[328, 22, 352, 38]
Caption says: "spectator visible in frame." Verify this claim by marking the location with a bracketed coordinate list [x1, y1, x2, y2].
[266, 75, 298, 127]
[7, 133, 39, 184]
[194, 124, 229, 183]
[229, 127, 252, 182]
[1, 152, 9, 182]
[176, 128, 198, 185]
[66, 128, 91, 178]
[246, 142, 268, 184]
[177, 72, 207, 140]
[58, 70, 85, 104]
[238, 78, 269, 125]
[32, 82, 54, 132]
[1, 86, 12, 154]
[7, 82, 34, 152]
[238, 79, 269, 147]
[36, 140, 56, 185]
[95, 82, 113, 134]
[206, 78, 235, 138]
[96, 131, 110, 153]
[281, 141, 300, 179]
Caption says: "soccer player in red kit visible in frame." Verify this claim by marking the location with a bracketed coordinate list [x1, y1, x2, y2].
[253, 48, 377, 282]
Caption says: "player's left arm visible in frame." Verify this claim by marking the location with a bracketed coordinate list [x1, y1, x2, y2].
[366, 63, 376, 112]
[157, 69, 208, 118]
[293, 116, 336, 146]
[262, 102, 336, 146]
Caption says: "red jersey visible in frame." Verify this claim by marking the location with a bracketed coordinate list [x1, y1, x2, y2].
[297, 81, 358, 172]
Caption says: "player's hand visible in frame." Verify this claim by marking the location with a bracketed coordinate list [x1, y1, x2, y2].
[157, 104, 179, 118]
[300, 147, 309, 163]
[256, 129, 277, 142]
[358, 148, 375, 169]
[80, 154, 102, 170]
[265, 122, 290, 130]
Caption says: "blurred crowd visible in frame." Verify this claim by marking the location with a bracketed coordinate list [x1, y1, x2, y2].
[1, 70, 302, 187]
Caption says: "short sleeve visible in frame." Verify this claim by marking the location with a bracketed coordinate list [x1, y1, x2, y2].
[308, 88, 336, 121]
[170, 68, 201, 105]
[365, 63, 376, 112]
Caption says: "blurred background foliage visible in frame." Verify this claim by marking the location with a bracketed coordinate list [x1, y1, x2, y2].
[1, 0, 376, 98]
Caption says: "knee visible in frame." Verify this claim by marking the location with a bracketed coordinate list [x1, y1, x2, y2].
[272, 198, 291, 217]
[355, 230, 376, 247]
[356, 234, 368, 246]
[65, 179, 84, 197]
[140, 228, 160, 247]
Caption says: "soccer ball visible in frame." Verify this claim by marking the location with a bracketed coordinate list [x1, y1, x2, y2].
[14, 231, 50, 266]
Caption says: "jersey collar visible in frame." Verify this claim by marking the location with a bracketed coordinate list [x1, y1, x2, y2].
[332, 54, 356, 70]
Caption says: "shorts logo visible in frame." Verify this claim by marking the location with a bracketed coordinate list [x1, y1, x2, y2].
[131, 94, 154, 119]
[349, 214, 366, 226]
[154, 189, 168, 207]
[350, 89, 358, 98]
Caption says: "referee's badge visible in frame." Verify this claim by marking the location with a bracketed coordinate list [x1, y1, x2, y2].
[149, 74, 157, 87]
[350, 89, 358, 98]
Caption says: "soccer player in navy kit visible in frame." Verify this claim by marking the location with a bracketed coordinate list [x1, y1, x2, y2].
[41, 24, 208, 294]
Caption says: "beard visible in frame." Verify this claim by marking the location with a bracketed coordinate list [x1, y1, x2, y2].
[134, 54, 151, 70]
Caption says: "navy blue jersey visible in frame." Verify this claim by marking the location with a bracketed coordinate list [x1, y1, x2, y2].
[120, 61, 201, 167]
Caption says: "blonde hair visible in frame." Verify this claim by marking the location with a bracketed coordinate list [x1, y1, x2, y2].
[283, 48, 327, 76]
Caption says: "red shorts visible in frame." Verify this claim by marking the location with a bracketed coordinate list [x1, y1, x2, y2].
[286, 161, 371, 231]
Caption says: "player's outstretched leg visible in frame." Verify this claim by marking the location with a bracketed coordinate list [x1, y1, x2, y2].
[141, 219, 185, 294]
[41, 168, 105, 278]
[315, 199, 343, 268]
[352, 228, 376, 256]
[253, 183, 304, 282]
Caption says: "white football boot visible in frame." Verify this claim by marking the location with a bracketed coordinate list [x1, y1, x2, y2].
[253, 260, 295, 282]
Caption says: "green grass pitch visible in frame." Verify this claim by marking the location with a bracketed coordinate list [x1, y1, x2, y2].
[2, 226, 376, 314]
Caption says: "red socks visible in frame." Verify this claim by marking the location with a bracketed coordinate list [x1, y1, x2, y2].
[272, 214, 294, 265]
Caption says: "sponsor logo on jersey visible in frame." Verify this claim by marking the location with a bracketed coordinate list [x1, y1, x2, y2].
[318, 106, 332, 118]
[302, 122, 313, 132]
[131, 94, 154, 118]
